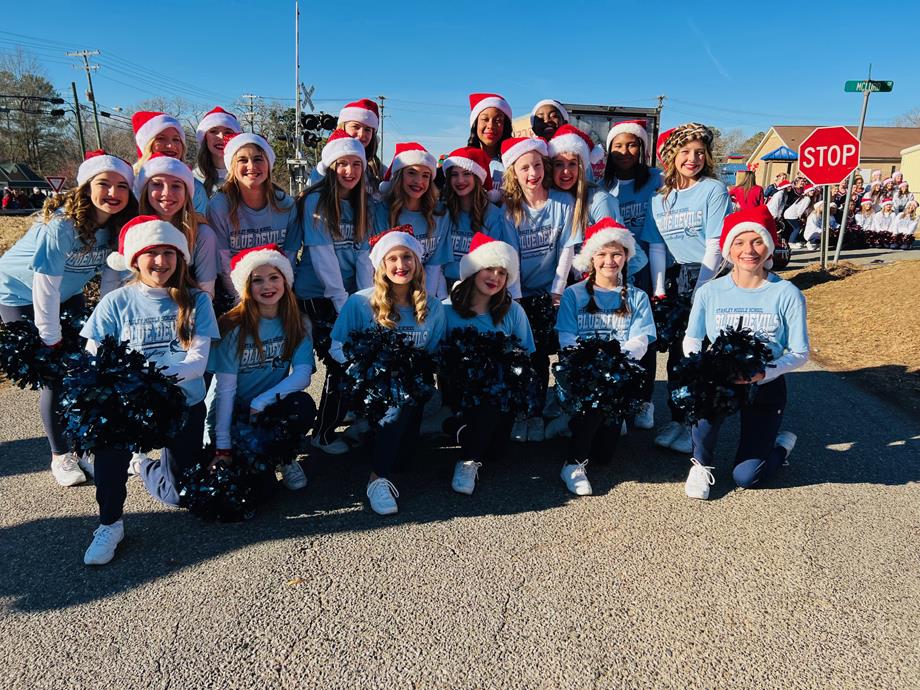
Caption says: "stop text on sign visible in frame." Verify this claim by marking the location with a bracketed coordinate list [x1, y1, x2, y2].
[801, 143, 857, 168]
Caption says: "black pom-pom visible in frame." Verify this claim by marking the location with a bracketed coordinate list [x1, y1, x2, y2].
[519, 294, 559, 353]
[59, 335, 189, 453]
[651, 294, 693, 353]
[671, 319, 774, 424]
[439, 327, 541, 418]
[340, 327, 436, 425]
[0, 305, 89, 389]
[179, 454, 260, 523]
[552, 337, 646, 421]
[232, 396, 314, 469]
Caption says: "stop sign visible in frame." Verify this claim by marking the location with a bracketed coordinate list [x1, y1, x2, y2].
[797, 126, 861, 185]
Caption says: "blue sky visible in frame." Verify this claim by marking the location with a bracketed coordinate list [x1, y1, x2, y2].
[3, 1, 919, 162]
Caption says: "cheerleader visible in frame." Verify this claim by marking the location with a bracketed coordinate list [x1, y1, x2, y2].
[439, 147, 504, 287]
[209, 244, 316, 491]
[530, 99, 569, 140]
[640, 123, 731, 455]
[306, 99, 384, 193]
[286, 130, 372, 454]
[895, 200, 918, 246]
[869, 198, 897, 233]
[375, 142, 450, 298]
[467, 93, 513, 190]
[499, 135, 575, 442]
[0, 151, 137, 486]
[131, 111, 209, 213]
[729, 170, 764, 210]
[206, 133, 295, 303]
[553, 219, 656, 496]
[80, 216, 219, 564]
[855, 197, 874, 230]
[329, 228, 446, 515]
[136, 153, 219, 297]
[194, 106, 243, 197]
[802, 201, 838, 251]
[682, 206, 808, 500]
[603, 119, 663, 430]
[442, 233, 534, 495]
[893, 182, 914, 214]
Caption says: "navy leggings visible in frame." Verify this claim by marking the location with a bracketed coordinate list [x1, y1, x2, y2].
[299, 297, 346, 444]
[567, 410, 621, 464]
[0, 293, 85, 455]
[690, 377, 788, 488]
[453, 403, 514, 464]
[372, 405, 423, 478]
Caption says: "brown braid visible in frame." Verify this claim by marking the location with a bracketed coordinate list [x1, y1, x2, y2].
[585, 269, 599, 314]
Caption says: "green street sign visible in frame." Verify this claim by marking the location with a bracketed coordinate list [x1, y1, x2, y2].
[844, 80, 894, 93]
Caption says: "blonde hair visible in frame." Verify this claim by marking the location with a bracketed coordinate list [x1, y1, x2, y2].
[369, 254, 428, 329]
[553, 157, 590, 240]
[659, 144, 717, 206]
[221, 143, 286, 230]
[138, 180, 201, 259]
[133, 134, 187, 174]
[129, 254, 198, 349]
[385, 168, 439, 233]
[41, 180, 138, 250]
[502, 154, 551, 227]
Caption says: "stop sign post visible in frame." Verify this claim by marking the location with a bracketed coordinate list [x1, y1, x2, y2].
[797, 127, 861, 268]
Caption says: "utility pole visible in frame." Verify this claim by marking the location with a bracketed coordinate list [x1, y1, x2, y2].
[240, 94, 258, 132]
[70, 81, 86, 156]
[377, 95, 386, 158]
[66, 50, 103, 148]
[294, 0, 301, 161]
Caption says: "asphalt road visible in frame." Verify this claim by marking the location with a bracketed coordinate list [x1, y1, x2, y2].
[1, 358, 918, 690]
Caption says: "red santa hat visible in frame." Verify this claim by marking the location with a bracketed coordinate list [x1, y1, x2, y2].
[441, 147, 500, 202]
[195, 106, 242, 145]
[132, 111, 184, 157]
[379, 142, 437, 194]
[860, 196, 874, 206]
[802, 184, 819, 195]
[605, 119, 650, 153]
[500, 136, 548, 169]
[468, 93, 512, 128]
[106, 215, 190, 272]
[459, 232, 519, 285]
[882, 177, 894, 185]
[222, 132, 276, 171]
[230, 243, 294, 296]
[548, 124, 605, 166]
[76, 149, 135, 188]
[719, 206, 778, 268]
[529, 99, 570, 126]
[898, 181, 909, 189]
[880, 197, 894, 207]
[368, 225, 424, 269]
[133, 153, 195, 200]
[318, 129, 367, 175]
[572, 218, 636, 273]
[775, 180, 792, 191]
[338, 98, 379, 130]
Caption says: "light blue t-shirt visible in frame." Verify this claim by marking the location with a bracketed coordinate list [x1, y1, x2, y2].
[640, 177, 731, 265]
[284, 192, 370, 298]
[442, 298, 536, 353]
[607, 168, 663, 239]
[0, 213, 111, 306]
[207, 316, 315, 405]
[331, 287, 446, 354]
[191, 222, 219, 284]
[372, 202, 451, 267]
[207, 190, 296, 276]
[686, 273, 809, 361]
[500, 188, 573, 297]
[488, 158, 505, 192]
[193, 178, 209, 215]
[440, 202, 505, 282]
[555, 280, 656, 347]
[81, 284, 220, 406]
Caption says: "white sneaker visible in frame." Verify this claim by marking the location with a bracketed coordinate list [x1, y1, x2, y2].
[561, 460, 592, 496]
[654, 421, 682, 449]
[451, 460, 481, 495]
[51, 452, 86, 487]
[311, 435, 349, 455]
[342, 417, 370, 445]
[83, 520, 124, 565]
[420, 405, 452, 436]
[127, 452, 147, 477]
[511, 420, 527, 443]
[526, 417, 545, 442]
[634, 402, 654, 429]
[544, 414, 572, 439]
[78, 453, 95, 479]
[775, 431, 797, 466]
[366, 477, 399, 515]
[281, 460, 307, 490]
[684, 458, 715, 500]
[669, 426, 693, 454]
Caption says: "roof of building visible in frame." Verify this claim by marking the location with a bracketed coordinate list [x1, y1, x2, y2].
[0, 162, 50, 189]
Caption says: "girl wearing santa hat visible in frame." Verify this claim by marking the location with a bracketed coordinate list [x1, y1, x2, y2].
[375, 142, 450, 298]
[682, 206, 808, 500]
[640, 123, 731, 456]
[895, 199, 918, 248]
[136, 154, 219, 297]
[602, 119, 663, 431]
[530, 99, 569, 140]
[131, 111, 209, 214]
[441, 233, 534, 495]
[329, 227, 445, 515]
[500, 135, 575, 442]
[439, 147, 505, 288]
[467, 93, 514, 190]
[802, 201, 838, 251]
[194, 107, 243, 197]
[892, 181, 914, 214]
[206, 133, 295, 303]
[208, 244, 317, 492]
[869, 198, 898, 234]
[307, 99, 384, 193]
[855, 197, 875, 231]
[80, 216, 220, 564]
[0, 151, 138, 487]
[286, 130, 373, 455]
[553, 218, 656, 496]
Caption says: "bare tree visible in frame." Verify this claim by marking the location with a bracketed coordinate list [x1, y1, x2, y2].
[893, 108, 920, 127]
